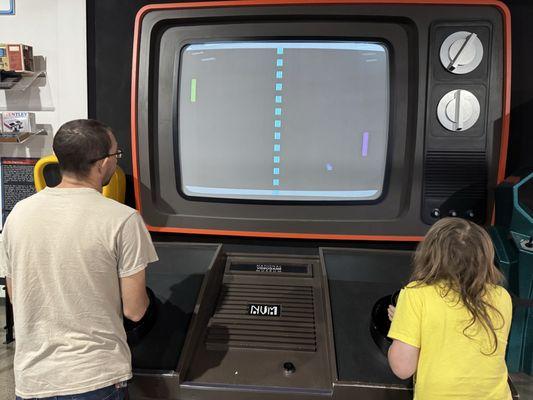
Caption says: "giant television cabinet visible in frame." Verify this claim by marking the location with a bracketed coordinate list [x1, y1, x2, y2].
[128, 1, 515, 399]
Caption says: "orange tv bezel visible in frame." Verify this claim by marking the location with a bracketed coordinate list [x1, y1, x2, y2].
[131, 0, 511, 242]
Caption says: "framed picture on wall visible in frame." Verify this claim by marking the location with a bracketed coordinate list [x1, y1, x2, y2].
[0, 0, 15, 15]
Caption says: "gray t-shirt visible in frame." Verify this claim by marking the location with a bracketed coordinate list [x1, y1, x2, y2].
[0, 187, 158, 398]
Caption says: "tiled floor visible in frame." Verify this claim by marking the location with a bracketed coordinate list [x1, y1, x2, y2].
[0, 343, 15, 400]
[0, 303, 532, 400]
[0, 301, 15, 400]
[512, 373, 533, 399]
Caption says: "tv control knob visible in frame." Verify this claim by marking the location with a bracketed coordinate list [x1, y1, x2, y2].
[466, 210, 475, 219]
[440, 31, 483, 74]
[431, 209, 441, 218]
[437, 89, 480, 132]
[449, 210, 458, 217]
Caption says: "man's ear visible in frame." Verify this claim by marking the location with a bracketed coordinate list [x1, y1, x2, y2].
[100, 157, 109, 171]
[91, 159, 103, 177]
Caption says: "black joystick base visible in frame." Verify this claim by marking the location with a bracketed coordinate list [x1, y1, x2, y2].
[370, 290, 400, 356]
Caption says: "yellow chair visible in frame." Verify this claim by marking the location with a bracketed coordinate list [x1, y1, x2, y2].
[34, 154, 126, 203]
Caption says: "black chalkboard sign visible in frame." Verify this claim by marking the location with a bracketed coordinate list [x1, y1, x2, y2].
[1, 157, 38, 227]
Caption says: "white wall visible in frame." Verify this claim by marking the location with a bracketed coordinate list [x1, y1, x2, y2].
[0, 0, 87, 158]
[0, 0, 87, 297]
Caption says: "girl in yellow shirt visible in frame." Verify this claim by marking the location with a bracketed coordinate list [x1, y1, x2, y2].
[388, 217, 513, 400]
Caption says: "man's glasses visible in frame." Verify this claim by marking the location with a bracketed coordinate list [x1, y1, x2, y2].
[89, 149, 123, 163]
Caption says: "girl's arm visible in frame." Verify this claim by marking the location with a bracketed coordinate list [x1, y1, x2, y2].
[388, 339, 420, 379]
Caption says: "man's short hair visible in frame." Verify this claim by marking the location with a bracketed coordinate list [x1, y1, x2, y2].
[53, 119, 113, 177]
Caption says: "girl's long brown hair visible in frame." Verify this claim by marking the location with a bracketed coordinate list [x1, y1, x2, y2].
[410, 217, 505, 354]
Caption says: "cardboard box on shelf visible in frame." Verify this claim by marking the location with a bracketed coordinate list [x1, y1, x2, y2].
[6, 44, 33, 73]
[0, 44, 9, 70]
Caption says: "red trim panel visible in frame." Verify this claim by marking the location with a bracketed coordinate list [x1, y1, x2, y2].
[147, 224, 424, 242]
[131, 0, 511, 241]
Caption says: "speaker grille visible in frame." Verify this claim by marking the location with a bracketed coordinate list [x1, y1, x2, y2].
[424, 151, 487, 198]
[206, 282, 317, 352]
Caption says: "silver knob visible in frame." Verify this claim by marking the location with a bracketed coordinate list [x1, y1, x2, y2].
[440, 31, 483, 74]
[437, 89, 480, 132]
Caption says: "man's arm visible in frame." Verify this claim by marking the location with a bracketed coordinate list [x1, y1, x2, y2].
[388, 339, 420, 379]
[120, 269, 149, 322]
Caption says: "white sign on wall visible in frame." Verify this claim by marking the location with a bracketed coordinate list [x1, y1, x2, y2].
[0, 0, 15, 15]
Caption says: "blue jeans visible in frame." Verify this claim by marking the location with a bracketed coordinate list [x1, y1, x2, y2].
[16, 384, 128, 400]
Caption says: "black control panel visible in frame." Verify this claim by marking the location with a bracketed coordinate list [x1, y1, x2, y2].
[422, 21, 502, 225]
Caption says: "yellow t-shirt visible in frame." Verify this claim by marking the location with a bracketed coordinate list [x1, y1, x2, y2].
[388, 282, 512, 400]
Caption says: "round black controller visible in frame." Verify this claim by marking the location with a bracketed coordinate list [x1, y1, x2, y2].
[370, 290, 400, 356]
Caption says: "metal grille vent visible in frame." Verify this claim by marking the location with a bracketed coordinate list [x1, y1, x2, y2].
[424, 151, 487, 198]
[206, 282, 317, 352]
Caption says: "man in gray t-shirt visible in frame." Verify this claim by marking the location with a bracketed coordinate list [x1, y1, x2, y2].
[0, 119, 158, 399]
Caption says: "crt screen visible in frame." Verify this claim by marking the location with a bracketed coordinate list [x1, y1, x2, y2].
[178, 41, 389, 201]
